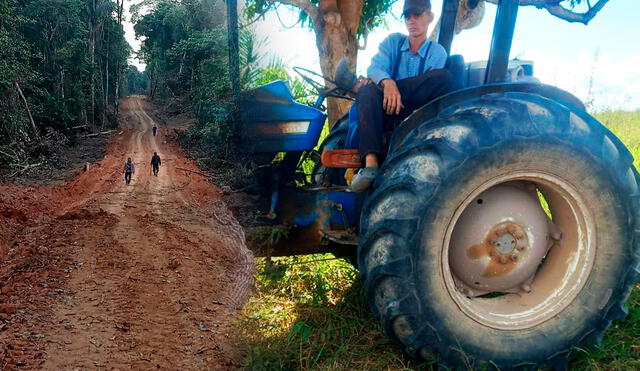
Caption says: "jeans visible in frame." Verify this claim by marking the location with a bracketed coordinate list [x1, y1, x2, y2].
[356, 69, 453, 162]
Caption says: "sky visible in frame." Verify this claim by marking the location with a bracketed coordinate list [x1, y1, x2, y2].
[123, 0, 640, 111]
[123, 1, 143, 71]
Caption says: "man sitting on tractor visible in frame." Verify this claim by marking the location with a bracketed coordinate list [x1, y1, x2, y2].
[350, 0, 453, 192]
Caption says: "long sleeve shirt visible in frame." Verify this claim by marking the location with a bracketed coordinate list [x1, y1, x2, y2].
[367, 33, 448, 85]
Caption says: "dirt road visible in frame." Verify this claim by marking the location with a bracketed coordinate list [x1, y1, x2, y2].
[0, 96, 254, 369]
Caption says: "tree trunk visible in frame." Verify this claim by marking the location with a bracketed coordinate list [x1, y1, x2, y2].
[105, 21, 110, 117]
[14, 80, 39, 139]
[89, 0, 96, 126]
[114, 0, 124, 117]
[60, 69, 66, 115]
[313, 0, 363, 127]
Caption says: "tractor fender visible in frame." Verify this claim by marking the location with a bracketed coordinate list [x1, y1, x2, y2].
[390, 82, 585, 152]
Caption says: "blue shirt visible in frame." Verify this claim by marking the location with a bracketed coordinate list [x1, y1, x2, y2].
[367, 33, 448, 85]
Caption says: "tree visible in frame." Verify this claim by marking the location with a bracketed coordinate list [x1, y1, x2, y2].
[484, 0, 611, 24]
[133, 0, 228, 100]
[0, 0, 39, 144]
[122, 65, 149, 95]
[0, 0, 131, 174]
[133, 0, 239, 153]
[245, 0, 612, 125]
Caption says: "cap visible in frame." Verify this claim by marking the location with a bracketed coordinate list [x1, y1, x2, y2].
[403, 0, 431, 16]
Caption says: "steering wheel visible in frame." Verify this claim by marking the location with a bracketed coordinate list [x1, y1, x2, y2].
[293, 66, 354, 101]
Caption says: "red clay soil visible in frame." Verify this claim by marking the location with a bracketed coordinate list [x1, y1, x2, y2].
[0, 96, 255, 369]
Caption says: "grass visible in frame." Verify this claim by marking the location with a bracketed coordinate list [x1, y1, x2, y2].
[595, 110, 640, 170]
[234, 255, 431, 370]
[234, 110, 640, 370]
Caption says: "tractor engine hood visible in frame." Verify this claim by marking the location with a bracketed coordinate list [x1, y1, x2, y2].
[240, 81, 327, 153]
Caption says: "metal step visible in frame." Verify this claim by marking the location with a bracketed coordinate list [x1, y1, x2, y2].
[320, 229, 359, 246]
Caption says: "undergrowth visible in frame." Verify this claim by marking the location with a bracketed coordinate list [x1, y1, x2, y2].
[234, 255, 433, 370]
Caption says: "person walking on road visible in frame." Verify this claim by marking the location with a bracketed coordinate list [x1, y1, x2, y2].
[124, 157, 135, 185]
[151, 152, 161, 176]
[152, 123, 158, 137]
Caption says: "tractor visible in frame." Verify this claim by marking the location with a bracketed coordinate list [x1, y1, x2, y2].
[239, 0, 640, 368]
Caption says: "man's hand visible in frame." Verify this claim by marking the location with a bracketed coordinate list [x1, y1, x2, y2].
[381, 79, 403, 115]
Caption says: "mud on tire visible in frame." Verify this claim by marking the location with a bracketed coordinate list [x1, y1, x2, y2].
[358, 92, 640, 369]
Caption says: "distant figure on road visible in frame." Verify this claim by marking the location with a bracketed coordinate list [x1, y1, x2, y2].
[152, 123, 158, 137]
[124, 157, 135, 185]
[150, 152, 161, 176]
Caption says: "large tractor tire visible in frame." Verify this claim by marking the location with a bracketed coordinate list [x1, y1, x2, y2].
[358, 92, 640, 370]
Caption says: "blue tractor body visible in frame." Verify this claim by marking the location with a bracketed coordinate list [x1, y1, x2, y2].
[240, 80, 326, 153]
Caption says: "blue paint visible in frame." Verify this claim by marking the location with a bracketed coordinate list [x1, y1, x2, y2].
[293, 211, 320, 228]
[280, 187, 358, 229]
[240, 81, 327, 153]
[325, 191, 358, 228]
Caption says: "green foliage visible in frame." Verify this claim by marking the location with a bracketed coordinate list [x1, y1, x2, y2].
[134, 0, 227, 99]
[0, 0, 37, 143]
[134, 0, 239, 154]
[247, 59, 316, 105]
[595, 110, 640, 171]
[0, 0, 132, 171]
[123, 65, 149, 96]
[243, 0, 396, 41]
[235, 255, 434, 370]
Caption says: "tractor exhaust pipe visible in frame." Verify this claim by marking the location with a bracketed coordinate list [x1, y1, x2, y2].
[438, 0, 460, 56]
[485, 0, 519, 84]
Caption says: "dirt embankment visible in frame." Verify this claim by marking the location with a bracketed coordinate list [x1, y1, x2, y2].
[0, 96, 254, 369]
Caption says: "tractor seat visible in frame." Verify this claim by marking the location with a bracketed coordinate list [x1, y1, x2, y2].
[446, 54, 466, 91]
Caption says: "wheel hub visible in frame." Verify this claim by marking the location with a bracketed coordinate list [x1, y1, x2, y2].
[492, 232, 518, 254]
[449, 185, 552, 295]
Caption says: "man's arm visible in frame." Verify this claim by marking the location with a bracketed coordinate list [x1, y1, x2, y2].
[367, 35, 396, 85]
[367, 34, 405, 115]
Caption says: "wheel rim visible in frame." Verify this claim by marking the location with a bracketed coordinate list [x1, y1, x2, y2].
[441, 171, 596, 330]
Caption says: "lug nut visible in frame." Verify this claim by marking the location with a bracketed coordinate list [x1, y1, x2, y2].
[499, 255, 509, 264]
[511, 254, 519, 261]
[521, 284, 532, 293]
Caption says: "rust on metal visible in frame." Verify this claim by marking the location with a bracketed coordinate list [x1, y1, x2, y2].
[467, 222, 527, 278]
[320, 229, 359, 246]
[321, 149, 361, 168]
[254, 121, 311, 135]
